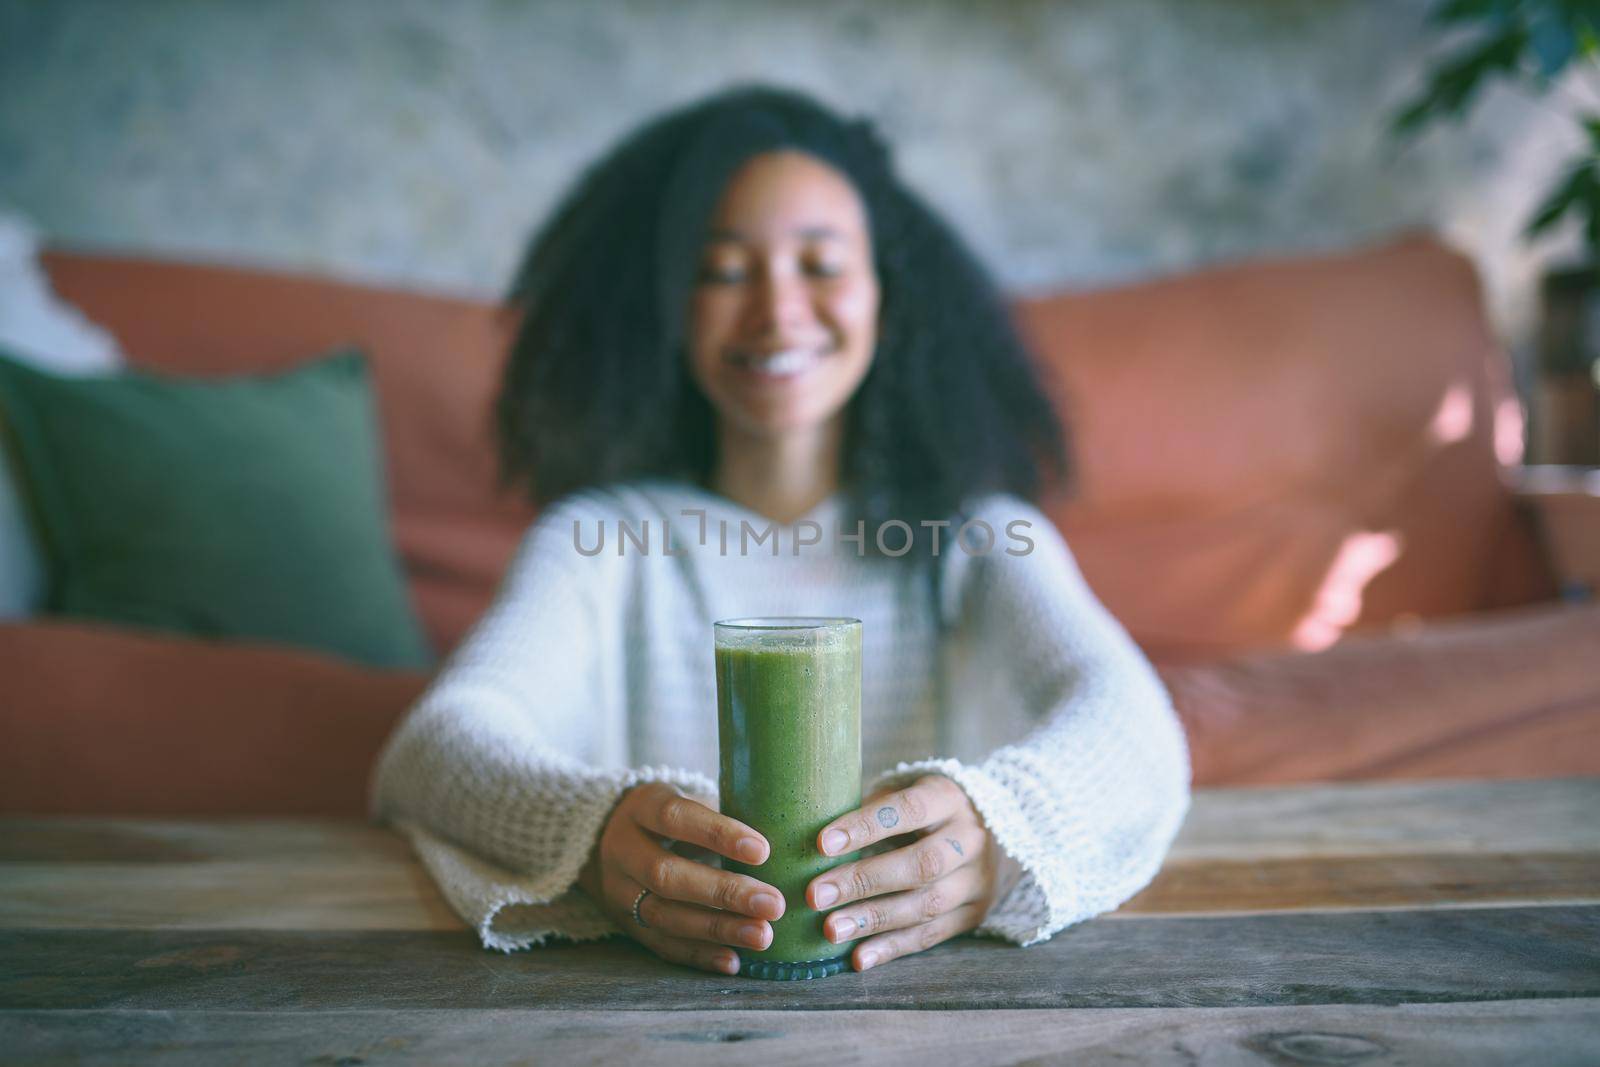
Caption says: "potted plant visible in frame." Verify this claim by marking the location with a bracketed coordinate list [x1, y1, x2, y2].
[1392, 0, 1600, 463]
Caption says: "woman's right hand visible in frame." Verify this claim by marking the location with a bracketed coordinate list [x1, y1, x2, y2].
[576, 781, 785, 975]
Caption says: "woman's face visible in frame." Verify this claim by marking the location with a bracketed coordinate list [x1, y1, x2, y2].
[687, 150, 880, 441]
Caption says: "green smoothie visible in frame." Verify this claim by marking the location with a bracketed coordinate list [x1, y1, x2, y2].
[715, 618, 862, 979]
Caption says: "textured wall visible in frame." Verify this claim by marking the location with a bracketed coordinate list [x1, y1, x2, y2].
[0, 0, 1589, 350]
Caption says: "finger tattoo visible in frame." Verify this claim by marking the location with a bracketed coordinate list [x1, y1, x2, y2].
[946, 837, 964, 856]
[876, 806, 899, 828]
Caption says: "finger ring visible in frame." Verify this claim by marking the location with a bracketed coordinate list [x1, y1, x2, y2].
[631, 887, 651, 928]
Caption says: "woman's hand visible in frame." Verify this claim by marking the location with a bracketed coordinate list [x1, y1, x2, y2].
[806, 774, 1000, 971]
[577, 782, 785, 976]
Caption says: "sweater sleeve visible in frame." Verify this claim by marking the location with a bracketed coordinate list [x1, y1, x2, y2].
[368, 496, 717, 952]
[868, 497, 1191, 946]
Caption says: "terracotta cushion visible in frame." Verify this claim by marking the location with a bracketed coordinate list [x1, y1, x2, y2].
[0, 620, 427, 815]
[1020, 233, 1543, 663]
[1165, 601, 1600, 785]
[39, 252, 533, 657]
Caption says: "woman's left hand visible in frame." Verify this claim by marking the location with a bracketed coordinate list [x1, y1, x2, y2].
[807, 774, 1000, 971]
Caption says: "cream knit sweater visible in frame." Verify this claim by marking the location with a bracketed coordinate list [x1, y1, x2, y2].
[369, 481, 1190, 952]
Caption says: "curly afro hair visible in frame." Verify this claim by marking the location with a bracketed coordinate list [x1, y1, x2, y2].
[498, 84, 1069, 534]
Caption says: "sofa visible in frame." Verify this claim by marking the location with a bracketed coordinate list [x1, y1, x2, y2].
[3, 231, 1597, 815]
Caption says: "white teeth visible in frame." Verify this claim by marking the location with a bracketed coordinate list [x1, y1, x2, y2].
[739, 348, 821, 377]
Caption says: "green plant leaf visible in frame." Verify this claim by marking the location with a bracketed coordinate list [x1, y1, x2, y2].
[1390, 26, 1530, 137]
[1406, 1, 1600, 262]
[1574, 18, 1600, 55]
[1428, 0, 1519, 28]
[1527, 13, 1578, 78]
[1551, 0, 1600, 54]
[1524, 158, 1600, 239]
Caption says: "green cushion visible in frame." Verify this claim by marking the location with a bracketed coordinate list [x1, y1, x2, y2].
[0, 348, 431, 668]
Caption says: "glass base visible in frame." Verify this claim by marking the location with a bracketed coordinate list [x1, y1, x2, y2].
[739, 955, 850, 981]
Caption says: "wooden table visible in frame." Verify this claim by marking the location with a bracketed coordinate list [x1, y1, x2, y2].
[3, 778, 1598, 1065]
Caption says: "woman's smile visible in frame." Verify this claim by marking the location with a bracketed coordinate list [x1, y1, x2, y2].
[725, 343, 837, 382]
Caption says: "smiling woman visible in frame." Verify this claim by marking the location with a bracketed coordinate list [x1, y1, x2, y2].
[687, 152, 880, 457]
[494, 85, 1068, 541]
[371, 85, 1191, 981]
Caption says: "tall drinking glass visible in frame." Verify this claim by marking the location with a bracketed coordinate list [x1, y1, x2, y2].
[715, 617, 862, 980]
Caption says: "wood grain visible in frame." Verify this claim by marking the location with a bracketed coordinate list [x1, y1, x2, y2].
[5, 907, 1597, 1012]
[4, 1001, 1598, 1066]
[1165, 778, 1600, 859]
[4, 780, 1597, 1063]
[6, 849, 1592, 931]
[1120, 850, 1600, 914]
[5, 779, 1596, 931]
[0, 859, 463, 931]
[0, 819, 462, 931]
